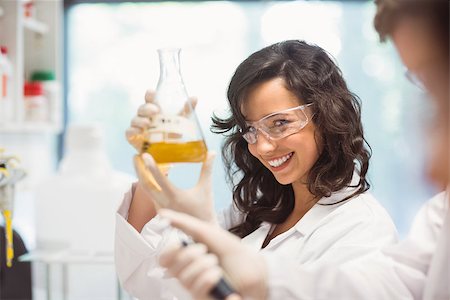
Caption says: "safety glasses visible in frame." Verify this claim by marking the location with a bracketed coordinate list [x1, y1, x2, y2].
[241, 103, 313, 144]
[405, 69, 426, 91]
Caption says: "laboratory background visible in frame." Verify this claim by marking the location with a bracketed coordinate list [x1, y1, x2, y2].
[0, 0, 439, 299]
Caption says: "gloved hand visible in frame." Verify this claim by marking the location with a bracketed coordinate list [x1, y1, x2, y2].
[125, 90, 198, 153]
[127, 90, 216, 221]
[159, 209, 268, 300]
[134, 151, 217, 223]
[159, 242, 228, 300]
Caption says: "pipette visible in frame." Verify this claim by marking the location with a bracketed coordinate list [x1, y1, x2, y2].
[2, 209, 13, 267]
[0, 149, 26, 267]
[180, 239, 237, 300]
[158, 218, 238, 300]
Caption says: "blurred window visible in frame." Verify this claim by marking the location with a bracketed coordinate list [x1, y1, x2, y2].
[66, 1, 437, 235]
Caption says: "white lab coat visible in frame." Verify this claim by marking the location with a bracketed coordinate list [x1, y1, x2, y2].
[265, 191, 449, 300]
[115, 176, 398, 300]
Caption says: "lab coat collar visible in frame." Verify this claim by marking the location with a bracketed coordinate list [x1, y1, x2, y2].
[263, 203, 335, 250]
[242, 222, 272, 250]
[244, 171, 363, 249]
[315, 171, 361, 205]
[293, 171, 362, 236]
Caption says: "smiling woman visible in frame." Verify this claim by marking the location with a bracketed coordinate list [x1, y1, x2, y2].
[242, 80, 321, 186]
[114, 40, 399, 299]
[212, 40, 373, 238]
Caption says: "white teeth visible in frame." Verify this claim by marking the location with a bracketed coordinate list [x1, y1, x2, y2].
[268, 153, 293, 167]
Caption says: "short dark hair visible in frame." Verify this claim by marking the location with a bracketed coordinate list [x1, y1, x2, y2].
[211, 40, 371, 237]
[374, 0, 449, 50]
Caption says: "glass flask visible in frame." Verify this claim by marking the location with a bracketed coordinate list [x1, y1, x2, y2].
[142, 48, 207, 164]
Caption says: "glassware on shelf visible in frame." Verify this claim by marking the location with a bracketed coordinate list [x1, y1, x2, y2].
[31, 70, 62, 127]
[0, 46, 12, 124]
[23, 81, 49, 123]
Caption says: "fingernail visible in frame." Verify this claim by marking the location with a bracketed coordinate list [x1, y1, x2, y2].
[142, 153, 155, 164]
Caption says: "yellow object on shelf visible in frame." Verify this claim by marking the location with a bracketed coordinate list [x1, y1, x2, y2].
[3, 209, 14, 267]
[0, 148, 26, 268]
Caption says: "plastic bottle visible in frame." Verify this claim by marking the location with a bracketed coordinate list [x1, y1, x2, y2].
[35, 123, 134, 252]
[31, 70, 62, 127]
[0, 46, 13, 124]
[34, 124, 134, 300]
[23, 81, 49, 122]
[23, 0, 35, 19]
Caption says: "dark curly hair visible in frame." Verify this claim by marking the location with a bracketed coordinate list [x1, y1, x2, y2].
[212, 40, 371, 238]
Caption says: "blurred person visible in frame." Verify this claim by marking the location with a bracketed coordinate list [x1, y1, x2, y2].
[115, 40, 399, 299]
[157, 1, 449, 299]
[374, 0, 449, 188]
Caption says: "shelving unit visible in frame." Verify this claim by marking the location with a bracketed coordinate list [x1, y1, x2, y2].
[0, 0, 63, 134]
[23, 17, 49, 34]
[0, 122, 61, 134]
[0, 0, 63, 239]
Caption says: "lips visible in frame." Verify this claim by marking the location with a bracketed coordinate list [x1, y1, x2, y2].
[267, 152, 293, 168]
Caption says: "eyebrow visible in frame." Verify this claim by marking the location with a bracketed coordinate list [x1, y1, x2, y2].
[245, 109, 293, 123]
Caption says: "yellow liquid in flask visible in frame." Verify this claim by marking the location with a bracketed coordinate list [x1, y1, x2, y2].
[142, 140, 207, 164]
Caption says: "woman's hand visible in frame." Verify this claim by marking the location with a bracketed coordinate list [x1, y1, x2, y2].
[125, 90, 198, 153]
[134, 151, 217, 223]
[126, 90, 160, 153]
[159, 209, 267, 300]
[128, 89, 209, 217]
[160, 242, 226, 300]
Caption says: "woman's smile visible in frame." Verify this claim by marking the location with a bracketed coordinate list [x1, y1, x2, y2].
[266, 152, 294, 169]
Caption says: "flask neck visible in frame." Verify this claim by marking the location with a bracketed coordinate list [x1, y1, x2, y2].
[158, 48, 183, 82]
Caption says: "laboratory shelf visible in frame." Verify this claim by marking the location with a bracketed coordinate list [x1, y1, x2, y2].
[0, 122, 62, 134]
[19, 249, 114, 264]
[23, 17, 48, 34]
[20, 249, 123, 300]
[0, 0, 62, 129]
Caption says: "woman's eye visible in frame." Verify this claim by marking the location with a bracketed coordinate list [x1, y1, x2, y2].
[272, 119, 290, 127]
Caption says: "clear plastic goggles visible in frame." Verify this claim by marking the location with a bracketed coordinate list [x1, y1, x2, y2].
[241, 103, 313, 144]
[405, 69, 426, 91]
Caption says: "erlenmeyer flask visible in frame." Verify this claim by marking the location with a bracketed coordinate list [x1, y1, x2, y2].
[142, 48, 207, 164]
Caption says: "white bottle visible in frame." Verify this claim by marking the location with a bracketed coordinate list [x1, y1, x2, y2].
[0, 46, 12, 124]
[35, 123, 134, 251]
[34, 124, 135, 300]
[23, 81, 49, 123]
[30, 70, 62, 128]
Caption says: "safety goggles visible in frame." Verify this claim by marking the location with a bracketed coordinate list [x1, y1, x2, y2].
[405, 69, 426, 91]
[241, 103, 313, 144]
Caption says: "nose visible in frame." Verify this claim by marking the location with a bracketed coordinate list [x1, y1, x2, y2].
[254, 129, 277, 153]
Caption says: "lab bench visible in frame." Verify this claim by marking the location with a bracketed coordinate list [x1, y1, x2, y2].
[20, 249, 127, 300]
